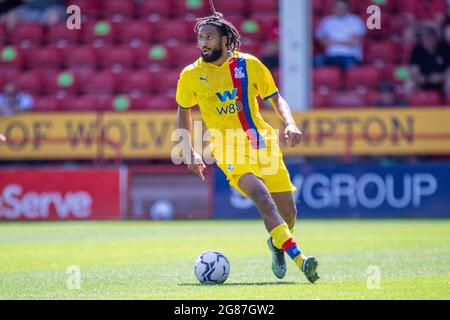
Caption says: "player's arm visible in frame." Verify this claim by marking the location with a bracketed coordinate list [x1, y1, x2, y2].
[268, 94, 302, 148]
[177, 107, 206, 181]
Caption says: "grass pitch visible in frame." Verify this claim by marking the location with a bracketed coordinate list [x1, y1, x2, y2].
[0, 220, 449, 300]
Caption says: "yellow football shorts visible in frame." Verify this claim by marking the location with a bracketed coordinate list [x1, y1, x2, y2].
[215, 142, 297, 198]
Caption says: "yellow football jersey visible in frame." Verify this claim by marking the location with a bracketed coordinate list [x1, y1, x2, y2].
[176, 51, 279, 157]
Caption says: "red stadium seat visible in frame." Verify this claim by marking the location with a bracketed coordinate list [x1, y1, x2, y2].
[42, 70, 80, 95]
[83, 70, 116, 95]
[65, 45, 97, 68]
[0, 23, 6, 45]
[14, 71, 43, 95]
[238, 18, 268, 40]
[313, 67, 343, 89]
[33, 95, 61, 112]
[95, 44, 135, 69]
[154, 19, 192, 42]
[240, 37, 263, 56]
[67, 66, 96, 83]
[313, 90, 334, 109]
[116, 70, 154, 95]
[365, 40, 402, 64]
[115, 19, 154, 45]
[102, 0, 136, 19]
[213, 0, 248, 15]
[249, 0, 278, 13]
[346, 65, 382, 88]
[446, 94, 450, 106]
[146, 94, 175, 110]
[332, 90, 368, 108]
[0, 46, 25, 70]
[139, 1, 171, 19]
[64, 94, 102, 111]
[67, 0, 101, 17]
[26, 45, 63, 70]
[46, 22, 82, 45]
[133, 44, 175, 68]
[172, 0, 208, 18]
[173, 45, 201, 68]
[407, 91, 443, 107]
[8, 22, 44, 45]
[81, 20, 116, 44]
[157, 69, 181, 92]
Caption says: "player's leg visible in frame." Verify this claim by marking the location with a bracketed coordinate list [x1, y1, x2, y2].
[270, 191, 297, 234]
[238, 173, 285, 232]
[238, 174, 319, 283]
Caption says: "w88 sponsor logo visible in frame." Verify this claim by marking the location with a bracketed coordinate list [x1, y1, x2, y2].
[216, 102, 243, 115]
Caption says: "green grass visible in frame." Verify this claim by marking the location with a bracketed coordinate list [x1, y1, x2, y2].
[0, 220, 449, 300]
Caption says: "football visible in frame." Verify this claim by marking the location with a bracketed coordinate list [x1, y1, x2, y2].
[194, 251, 230, 285]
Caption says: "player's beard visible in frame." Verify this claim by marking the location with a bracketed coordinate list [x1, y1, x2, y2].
[201, 47, 223, 63]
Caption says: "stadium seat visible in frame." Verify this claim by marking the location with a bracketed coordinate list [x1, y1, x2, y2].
[95, 44, 135, 70]
[238, 18, 268, 40]
[446, 94, 450, 106]
[313, 90, 334, 109]
[0, 46, 25, 70]
[313, 67, 343, 89]
[213, 0, 248, 15]
[172, 0, 208, 18]
[14, 71, 43, 95]
[133, 44, 175, 68]
[64, 94, 102, 111]
[115, 19, 154, 45]
[67, 0, 101, 17]
[26, 45, 63, 70]
[240, 37, 263, 56]
[249, 0, 278, 14]
[81, 20, 116, 44]
[82, 70, 116, 95]
[116, 70, 155, 95]
[8, 22, 45, 45]
[42, 70, 80, 95]
[332, 91, 368, 108]
[33, 95, 61, 112]
[157, 69, 180, 92]
[173, 45, 201, 68]
[67, 66, 96, 84]
[145, 94, 175, 110]
[154, 19, 192, 42]
[46, 22, 82, 45]
[407, 91, 443, 107]
[139, 1, 171, 19]
[65, 45, 97, 69]
[346, 65, 382, 89]
[103, 0, 136, 19]
[365, 40, 402, 64]
[0, 24, 6, 45]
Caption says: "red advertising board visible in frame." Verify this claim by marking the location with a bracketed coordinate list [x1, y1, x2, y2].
[0, 168, 124, 220]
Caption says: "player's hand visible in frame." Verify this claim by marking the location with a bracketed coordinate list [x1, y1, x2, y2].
[284, 123, 302, 148]
[0, 134, 6, 143]
[187, 152, 206, 181]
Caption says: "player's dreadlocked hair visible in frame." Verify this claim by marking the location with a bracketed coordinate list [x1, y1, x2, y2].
[194, 0, 241, 52]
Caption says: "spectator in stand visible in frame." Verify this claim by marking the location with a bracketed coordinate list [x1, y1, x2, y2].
[261, 19, 280, 70]
[404, 27, 450, 95]
[375, 82, 407, 108]
[0, 83, 34, 116]
[314, 0, 366, 69]
[403, 0, 448, 44]
[0, 0, 65, 30]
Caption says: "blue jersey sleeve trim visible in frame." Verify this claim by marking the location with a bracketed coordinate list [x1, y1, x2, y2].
[263, 91, 279, 101]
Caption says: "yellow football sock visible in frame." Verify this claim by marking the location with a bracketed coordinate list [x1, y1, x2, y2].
[270, 223, 307, 270]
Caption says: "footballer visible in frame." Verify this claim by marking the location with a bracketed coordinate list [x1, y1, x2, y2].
[176, 0, 319, 283]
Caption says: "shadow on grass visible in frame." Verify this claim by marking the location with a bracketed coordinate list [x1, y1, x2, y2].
[178, 281, 302, 287]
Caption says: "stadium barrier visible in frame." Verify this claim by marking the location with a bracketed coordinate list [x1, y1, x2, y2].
[214, 163, 450, 218]
[0, 168, 126, 221]
[2, 108, 450, 160]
